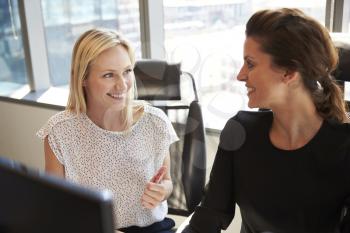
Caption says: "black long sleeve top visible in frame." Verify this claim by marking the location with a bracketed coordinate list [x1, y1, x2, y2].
[184, 111, 350, 233]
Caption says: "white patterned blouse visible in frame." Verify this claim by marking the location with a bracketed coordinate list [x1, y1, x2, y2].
[37, 104, 179, 229]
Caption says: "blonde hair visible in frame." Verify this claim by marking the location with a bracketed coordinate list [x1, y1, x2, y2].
[66, 28, 137, 129]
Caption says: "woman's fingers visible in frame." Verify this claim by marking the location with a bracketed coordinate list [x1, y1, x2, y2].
[141, 182, 166, 209]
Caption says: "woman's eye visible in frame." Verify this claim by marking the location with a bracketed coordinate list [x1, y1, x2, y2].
[247, 61, 254, 70]
[103, 73, 114, 78]
[123, 68, 133, 76]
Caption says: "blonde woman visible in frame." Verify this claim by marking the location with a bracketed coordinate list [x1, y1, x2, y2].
[37, 28, 178, 232]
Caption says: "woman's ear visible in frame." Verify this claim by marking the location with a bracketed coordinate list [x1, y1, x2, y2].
[282, 69, 299, 84]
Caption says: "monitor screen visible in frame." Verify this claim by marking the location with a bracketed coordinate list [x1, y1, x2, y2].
[0, 157, 115, 233]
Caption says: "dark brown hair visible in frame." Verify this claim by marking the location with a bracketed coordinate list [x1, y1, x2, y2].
[246, 8, 348, 123]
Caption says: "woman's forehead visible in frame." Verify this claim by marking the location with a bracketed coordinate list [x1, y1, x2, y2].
[91, 46, 132, 70]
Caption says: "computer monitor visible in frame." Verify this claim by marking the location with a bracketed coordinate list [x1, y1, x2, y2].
[0, 157, 115, 233]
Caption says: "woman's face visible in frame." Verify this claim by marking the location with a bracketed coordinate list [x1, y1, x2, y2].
[83, 45, 134, 113]
[237, 37, 288, 109]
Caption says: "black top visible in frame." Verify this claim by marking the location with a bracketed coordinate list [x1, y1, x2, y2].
[184, 111, 350, 233]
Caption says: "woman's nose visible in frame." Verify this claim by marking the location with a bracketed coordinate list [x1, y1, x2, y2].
[114, 77, 127, 90]
[237, 66, 247, 82]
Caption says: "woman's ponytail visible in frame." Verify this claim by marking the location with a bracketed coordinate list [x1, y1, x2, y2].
[315, 76, 349, 123]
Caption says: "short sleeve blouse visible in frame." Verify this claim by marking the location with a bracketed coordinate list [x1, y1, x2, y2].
[37, 104, 179, 228]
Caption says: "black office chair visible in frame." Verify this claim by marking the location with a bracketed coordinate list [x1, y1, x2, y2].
[134, 60, 207, 216]
[333, 38, 350, 110]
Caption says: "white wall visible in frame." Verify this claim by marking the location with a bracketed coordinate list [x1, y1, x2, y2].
[0, 100, 59, 170]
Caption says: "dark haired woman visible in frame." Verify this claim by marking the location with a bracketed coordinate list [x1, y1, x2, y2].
[182, 8, 350, 233]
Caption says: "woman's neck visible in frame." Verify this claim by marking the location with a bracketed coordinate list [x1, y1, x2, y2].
[269, 95, 323, 150]
[86, 105, 144, 132]
[86, 108, 126, 131]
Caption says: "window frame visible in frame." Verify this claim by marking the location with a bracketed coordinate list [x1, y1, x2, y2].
[0, 0, 348, 131]
[18, 0, 50, 91]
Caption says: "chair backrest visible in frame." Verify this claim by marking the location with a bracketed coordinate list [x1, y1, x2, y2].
[134, 60, 181, 100]
[333, 38, 350, 109]
[134, 60, 206, 216]
[181, 101, 206, 213]
[333, 41, 350, 83]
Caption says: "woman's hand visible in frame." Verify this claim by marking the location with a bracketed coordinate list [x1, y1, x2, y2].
[141, 165, 173, 209]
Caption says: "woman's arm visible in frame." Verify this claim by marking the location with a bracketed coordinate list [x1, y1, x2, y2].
[141, 153, 173, 209]
[183, 147, 236, 233]
[44, 136, 65, 178]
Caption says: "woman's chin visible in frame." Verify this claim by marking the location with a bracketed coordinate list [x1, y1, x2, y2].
[108, 103, 127, 112]
[248, 102, 266, 110]
[247, 101, 258, 109]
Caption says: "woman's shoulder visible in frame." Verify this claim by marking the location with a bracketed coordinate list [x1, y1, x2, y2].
[46, 110, 79, 128]
[143, 104, 169, 123]
[37, 110, 78, 139]
[324, 119, 350, 141]
[219, 110, 272, 151]
[139, 104, 179, 143]
[50, 110, 77, 122]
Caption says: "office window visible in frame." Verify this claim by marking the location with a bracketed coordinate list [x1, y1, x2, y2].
[164, 0, 326, 129]
[0, 0, 28, 95]
[343, 0, 350, 32]
[41, 0, 141, 87]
